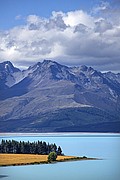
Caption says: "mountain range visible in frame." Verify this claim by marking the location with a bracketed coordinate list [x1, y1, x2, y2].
[0, 60, 120, 132]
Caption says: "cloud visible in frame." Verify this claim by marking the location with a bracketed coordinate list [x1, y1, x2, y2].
[63, 10, 94, 28]
[92, 0, 120, 25]
[15, 15, 22, 20]
[94, 19, 112, 33]
[93, 1, 110, 14]
[0, 3, 120, 73]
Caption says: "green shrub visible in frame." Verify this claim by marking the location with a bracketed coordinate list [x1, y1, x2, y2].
[48, 152, 57, 162]
[83, 156, 87, 158]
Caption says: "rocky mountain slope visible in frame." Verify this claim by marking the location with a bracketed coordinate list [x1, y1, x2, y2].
[0, 60, 120, 132]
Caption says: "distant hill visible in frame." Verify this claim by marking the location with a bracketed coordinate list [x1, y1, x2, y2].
[0, 60, 120, 132]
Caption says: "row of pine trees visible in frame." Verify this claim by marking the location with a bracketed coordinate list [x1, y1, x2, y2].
[0, 139, 62, 155]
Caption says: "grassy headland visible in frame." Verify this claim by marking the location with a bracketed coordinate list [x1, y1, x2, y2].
[0, 153, 97, 166]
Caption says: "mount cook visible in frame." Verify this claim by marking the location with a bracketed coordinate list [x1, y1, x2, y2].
[0, 60, 120, 132]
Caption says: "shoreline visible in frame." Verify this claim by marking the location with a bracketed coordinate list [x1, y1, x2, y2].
[0, 154, 98, 167]
[0, 132, 119, 137]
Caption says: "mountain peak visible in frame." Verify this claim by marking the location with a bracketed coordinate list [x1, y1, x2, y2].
[42, 59, 62, 68]
[0, 61, 12, 70]
[2, 61, 12, 65]
[43, 59, 54, 64]
[0, 61, 20, 73]
[0, 60, 120, 133]
[80, 65, 88, 71]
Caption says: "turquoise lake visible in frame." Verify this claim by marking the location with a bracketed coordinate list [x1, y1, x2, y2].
[0, 133, 120, 180]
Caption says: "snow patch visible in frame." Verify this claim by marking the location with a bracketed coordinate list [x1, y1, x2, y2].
[109, 88, 118, 101]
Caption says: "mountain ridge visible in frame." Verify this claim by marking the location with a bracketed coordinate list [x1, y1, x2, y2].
[0, 60, 120, 132]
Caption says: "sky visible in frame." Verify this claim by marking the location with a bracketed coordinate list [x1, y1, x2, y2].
[0, 0, 120, 72]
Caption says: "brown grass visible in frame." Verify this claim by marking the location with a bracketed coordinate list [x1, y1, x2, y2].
[0, 154, 77, 166]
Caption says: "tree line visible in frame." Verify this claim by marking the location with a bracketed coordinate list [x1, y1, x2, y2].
[0, 139, 62, 155]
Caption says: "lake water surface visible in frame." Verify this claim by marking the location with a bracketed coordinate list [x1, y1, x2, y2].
[0, 133, 120, 180]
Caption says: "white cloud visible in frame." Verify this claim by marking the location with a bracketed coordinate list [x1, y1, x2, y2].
[93, 1, 110, 13]
[0, 4, 120, 73]
[94, 19, 112, 33]
[63, 10, 94, 28]
[27, 15, 40, 24]
[15, 15, 22, 20]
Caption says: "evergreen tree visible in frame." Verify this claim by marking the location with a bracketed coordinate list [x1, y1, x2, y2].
[0, 139, 63, 155]
[57, 146, 62, 155]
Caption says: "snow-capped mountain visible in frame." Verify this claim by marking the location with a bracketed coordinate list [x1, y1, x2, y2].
[0, 61, 21, 88]
[0, 60, 120, 132]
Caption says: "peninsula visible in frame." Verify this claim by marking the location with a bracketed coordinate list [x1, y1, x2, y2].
[0, 139, 98, 166]
[0, 153, 96, 167]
